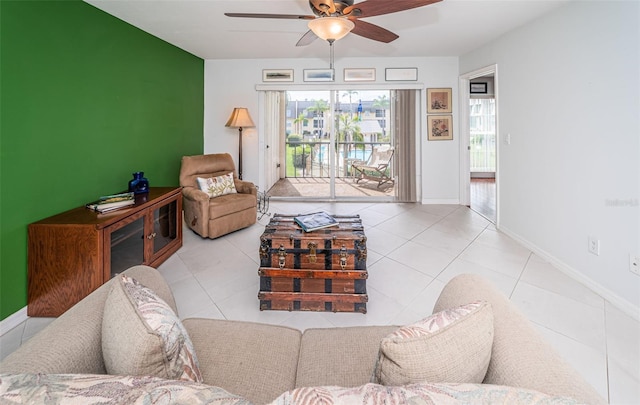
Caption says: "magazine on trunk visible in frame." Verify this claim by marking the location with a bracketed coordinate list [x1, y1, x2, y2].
[294, 211, 339, 232]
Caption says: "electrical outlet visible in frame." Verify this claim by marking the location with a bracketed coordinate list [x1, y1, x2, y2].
[588, 236, 600, 256]
[630, 255, 640, 276]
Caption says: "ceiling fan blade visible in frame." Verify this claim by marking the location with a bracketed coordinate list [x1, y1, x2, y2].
[345, 0, 442, 18]
[349, 19, 399, 43]
[296, 30, 319, 46]
[309, 0, 337, 15]
[224, 13, 315, 20]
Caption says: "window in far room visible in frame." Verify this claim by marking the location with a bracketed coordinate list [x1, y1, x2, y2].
[469, 98, 496, 173]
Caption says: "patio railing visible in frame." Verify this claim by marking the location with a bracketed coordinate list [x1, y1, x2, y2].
[286, 140, 392, 179]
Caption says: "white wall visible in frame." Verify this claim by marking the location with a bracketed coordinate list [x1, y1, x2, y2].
[204, 56, 459, 202]
[460, 1, 640, 310]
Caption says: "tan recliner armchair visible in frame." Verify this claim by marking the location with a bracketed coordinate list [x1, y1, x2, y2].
[179, 153, 257, 239]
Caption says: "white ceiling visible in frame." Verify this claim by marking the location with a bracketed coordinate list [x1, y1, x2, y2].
[84, 0, 571, 60]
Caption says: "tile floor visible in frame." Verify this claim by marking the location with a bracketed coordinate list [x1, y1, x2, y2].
[267, 177, 395, 198]
[2, 201, 639, 404]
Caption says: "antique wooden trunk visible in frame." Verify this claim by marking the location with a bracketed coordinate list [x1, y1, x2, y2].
[258, 213, 367, 313]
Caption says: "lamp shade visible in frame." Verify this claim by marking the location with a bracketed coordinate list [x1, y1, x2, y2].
[225, 107, 255, 128]
[308, 17, 355, 42]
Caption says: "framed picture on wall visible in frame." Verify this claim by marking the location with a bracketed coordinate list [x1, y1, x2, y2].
[262, 69, 294, 82]
[385, 68, 418, 81]
[470, 82, 488, 94]
[344, 68, 376, 82]
[428, 115, 453, 141]
[303, 69, 334, 82]
[427, 88, 452, 114]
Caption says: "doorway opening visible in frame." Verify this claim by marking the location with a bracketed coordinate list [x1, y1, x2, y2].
[459, 65, 498, 224]
[469, 89, 496, 221]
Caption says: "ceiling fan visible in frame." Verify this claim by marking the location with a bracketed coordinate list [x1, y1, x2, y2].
[225, 0, 442, 46]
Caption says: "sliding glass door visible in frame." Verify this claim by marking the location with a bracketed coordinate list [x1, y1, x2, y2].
[282, 91, 331, 197]
[273, 89, 396, 199]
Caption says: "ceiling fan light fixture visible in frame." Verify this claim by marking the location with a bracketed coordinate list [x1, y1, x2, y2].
[308, 17, 355, 41]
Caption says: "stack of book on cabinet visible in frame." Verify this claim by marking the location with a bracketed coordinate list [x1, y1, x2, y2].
[86, 192, 135, 213]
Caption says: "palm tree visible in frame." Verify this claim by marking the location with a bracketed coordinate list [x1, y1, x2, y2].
[341, 90, 359, 119]
[337, 113, 362, 164]
[372, 94, 390, 111]
[292, 112, 307, 136]
[308, 99, 329, 114]
[337, 114, 362, 140]
[307, 99, 329, 138]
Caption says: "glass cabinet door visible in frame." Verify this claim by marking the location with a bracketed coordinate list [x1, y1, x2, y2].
[109, 215, 145, 277]
[105, 190, 181, 279]
[151, 199, 178, 256]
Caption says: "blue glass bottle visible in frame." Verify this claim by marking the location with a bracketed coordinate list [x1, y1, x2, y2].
[128, 172, 149, 194]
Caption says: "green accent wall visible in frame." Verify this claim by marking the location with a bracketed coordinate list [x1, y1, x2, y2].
[0, 1, 204, 320]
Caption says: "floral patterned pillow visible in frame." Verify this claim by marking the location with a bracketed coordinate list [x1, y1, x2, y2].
[268, 382, 579, 405]
[0, 373, 252, 405]
[374, 301, 494, 386]
[197, 173, 237, 198]
[102, 275, 202, 382]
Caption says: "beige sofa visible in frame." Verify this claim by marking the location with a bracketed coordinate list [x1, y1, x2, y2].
[0, 266, 605, 404]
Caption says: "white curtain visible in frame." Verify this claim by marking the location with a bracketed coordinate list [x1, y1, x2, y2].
[263, 91, 285, 191]
[393, 90, 417, 202]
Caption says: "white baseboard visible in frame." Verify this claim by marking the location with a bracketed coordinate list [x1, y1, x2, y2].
[499, 225, 640, 321]
[421, 199, 460, 205]
[0, 306, 28, 337]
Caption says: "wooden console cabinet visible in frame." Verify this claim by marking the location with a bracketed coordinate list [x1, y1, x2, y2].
[28, 187, 182, 317]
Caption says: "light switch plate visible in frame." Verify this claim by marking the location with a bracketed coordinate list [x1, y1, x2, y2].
[630, 254, 640, 276]
[588, 236, 600, 256]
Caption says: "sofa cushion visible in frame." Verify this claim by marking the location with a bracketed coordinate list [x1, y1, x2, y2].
[434, 274, 607, 405]
[295, 326, 398, 389]
[183, 318, 301, 405]
[179, 153, 237, 190]
[0, 373, 252, 405]
[208, 192, 257, 219]
[269, 382, 580, 405]
[197, 173, 237, 198]
[374, 301, 493, 386]
[0, 266, 176, 376]
[102, 275, 202, 382]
